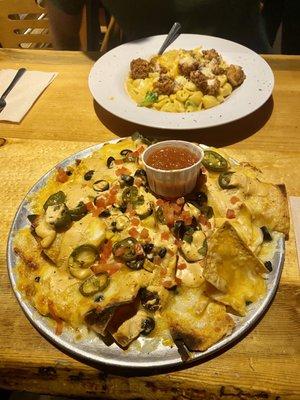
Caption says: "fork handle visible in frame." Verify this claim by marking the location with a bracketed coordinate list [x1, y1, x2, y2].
[158, 22, 181, 55]
[1, 68, 26, 100]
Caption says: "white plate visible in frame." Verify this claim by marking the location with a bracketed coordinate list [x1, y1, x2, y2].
[88, 34, 274, 130]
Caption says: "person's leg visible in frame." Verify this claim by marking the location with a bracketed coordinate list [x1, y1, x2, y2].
[46, 0, 85, 50]
[262, 0, 283, 46]
[281, 0, 300, 54]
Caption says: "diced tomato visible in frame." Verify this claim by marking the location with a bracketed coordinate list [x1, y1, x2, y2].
[176, 197, 185, 206]
[134, 243, 144, 255]
[199, 214, 208, 226]
[161, 231, 170, 241]
[130, 146, 144, 159]
[114, 159, 123, 165]
[115, 166, 131, 176]
[230, 196, 240, 205]
[162, 277, 174, 289]
[114, 247, 126, 257]
[129, 227, 139, 238]
[100, 240, 112, 262]
[172, 204, 182, 215]
[92, 207, 104, 217]
[177, 262, 187, 270]
[110, 185, 119, 195]
[130, 151, 139, 158]
[156, 198, 165, 207]
[164, 209, 175, 227]
[154, 256, 163, 266]
[91, 262, 102, 274]
[127, 203, 136, 216]
[90, 262, 99, 274]
[175, 277, 182, 286]
[131, 217, 140, 226]
[106, 193, 116, 206]
[175, 239, 182, 247]
[140, 228, 149, 239]
[226, 209, 236, 219]
[56, 167, 69, 183]
[55, 320, 63, 335]
[181, 211, 192, 225]
[95, 196, 106, 208]
[86, 201, 96, 212]
[136, 145, 145, 155]
[92, 262, 122, 276]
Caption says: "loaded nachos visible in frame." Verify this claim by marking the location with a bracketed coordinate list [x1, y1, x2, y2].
[13, 134, 289, 353]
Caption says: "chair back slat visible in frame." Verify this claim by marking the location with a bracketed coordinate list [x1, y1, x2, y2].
[0, 0, 45, 15]
[0, 0, 51, 48]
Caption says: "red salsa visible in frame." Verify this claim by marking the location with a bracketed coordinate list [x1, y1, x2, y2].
[146, 146, 199, 170]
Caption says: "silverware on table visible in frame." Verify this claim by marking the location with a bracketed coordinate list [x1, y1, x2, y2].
[0, 68, 26, 113]
[158, 22, 181, 55]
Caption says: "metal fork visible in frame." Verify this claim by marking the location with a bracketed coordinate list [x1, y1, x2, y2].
[0, 68, 26, 113]
[158, 22, 181, 55]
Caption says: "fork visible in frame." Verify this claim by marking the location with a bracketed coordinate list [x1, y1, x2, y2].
[0, 68, 26, 113]
[158, 22, 181, 55]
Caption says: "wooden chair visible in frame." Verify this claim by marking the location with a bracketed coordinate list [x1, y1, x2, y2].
[0, 0, 51, 49]
[0, 0, 110, 51]
[100, 16, 123, 53]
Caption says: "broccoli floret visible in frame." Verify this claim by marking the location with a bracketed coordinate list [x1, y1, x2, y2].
[139, 91, 158, 107]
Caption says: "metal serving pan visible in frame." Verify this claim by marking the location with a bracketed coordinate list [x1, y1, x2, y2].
[7, 139, 285, 371]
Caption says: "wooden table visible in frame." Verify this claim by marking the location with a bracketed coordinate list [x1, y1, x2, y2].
[0, 49, 299, 400]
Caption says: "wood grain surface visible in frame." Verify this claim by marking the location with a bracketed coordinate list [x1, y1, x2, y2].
[0, 49, 299, 399]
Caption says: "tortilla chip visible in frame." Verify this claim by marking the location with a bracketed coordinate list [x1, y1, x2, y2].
[165, 287, 234, 351]
[203, 222, 267, 316]
[244, 182, 289, 239]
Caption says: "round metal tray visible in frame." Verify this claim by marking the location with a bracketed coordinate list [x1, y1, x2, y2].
[7, 139, 285, 371]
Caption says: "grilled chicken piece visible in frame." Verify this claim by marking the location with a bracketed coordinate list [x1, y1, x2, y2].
[226, 64, 246, 87]
[85, 307, 115, 336]
[112, 310, 149, 348]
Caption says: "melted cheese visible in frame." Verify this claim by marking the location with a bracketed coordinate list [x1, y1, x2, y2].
[14, 139, 288, 352]
[165, 286, 234, 351]
[204, 222, 267, 316]
[176, 256, 205, 288]
[99, 269, 151, 309]
[56, 214, 106, 268]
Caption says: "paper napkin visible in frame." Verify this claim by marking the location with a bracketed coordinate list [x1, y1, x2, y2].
[0, 69, 57, 123]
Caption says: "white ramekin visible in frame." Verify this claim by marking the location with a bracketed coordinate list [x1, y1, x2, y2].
[142, 140, 204, 198]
